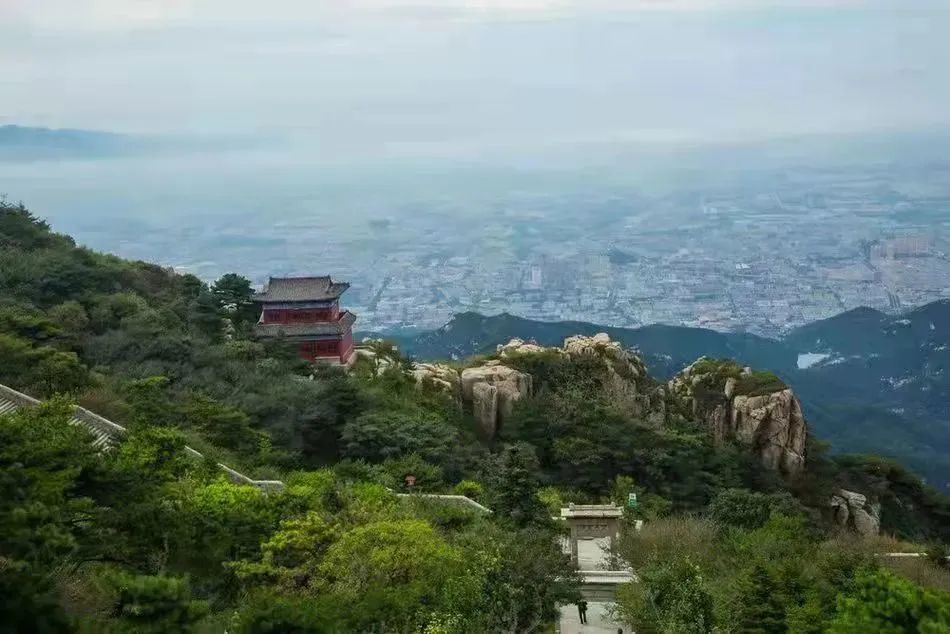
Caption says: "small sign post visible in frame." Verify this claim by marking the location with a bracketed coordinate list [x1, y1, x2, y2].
[627, 492, 638, 509]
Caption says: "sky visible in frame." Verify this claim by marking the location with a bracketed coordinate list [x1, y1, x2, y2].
[3, 0, 950, 160]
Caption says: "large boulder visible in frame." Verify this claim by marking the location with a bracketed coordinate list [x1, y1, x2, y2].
[460, 362, 533, 436]
[830, 489, 881, 537]
[668, 358, 808, 477]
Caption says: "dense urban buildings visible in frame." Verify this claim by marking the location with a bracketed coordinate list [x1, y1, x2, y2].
[52, 159, 950, 338]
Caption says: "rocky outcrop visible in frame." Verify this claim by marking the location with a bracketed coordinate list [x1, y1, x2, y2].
[500, 333, 658, 416]
[830, 489, 881, 537]
[409, 337, 805, 476]
[354, 339, 399, 375]
[497, 338, 552, 358]
[732, 390, 807, 475]
[669, 358, 807, 477]
[411, 362, 461, 397]
[410, 359, 532, 436]
[460, 362, 532, 436]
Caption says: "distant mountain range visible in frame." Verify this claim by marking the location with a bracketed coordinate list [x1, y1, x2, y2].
[0, 125, 146, 160]
[0, 125, 259, 161]
[366, 300, 950, 490]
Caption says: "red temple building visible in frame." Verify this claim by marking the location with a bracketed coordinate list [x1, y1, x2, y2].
[254, 276, 357, 365]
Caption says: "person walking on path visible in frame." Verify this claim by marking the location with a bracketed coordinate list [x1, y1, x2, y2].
[577, 600, 588, 624]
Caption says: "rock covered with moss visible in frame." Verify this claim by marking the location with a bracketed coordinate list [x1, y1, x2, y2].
[668, 357, 807, 476]
[411, 362, 461, 396]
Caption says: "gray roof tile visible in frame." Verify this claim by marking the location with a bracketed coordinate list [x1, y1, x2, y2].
[255, 311, 356, 338]
[255, 276, 350, 302]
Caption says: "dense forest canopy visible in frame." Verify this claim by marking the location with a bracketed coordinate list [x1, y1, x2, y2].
[1, 199, 948, 632]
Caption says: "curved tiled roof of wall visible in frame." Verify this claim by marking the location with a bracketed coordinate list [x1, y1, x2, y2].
[0, 383, 489, 509]
[0, 383, 284, 492]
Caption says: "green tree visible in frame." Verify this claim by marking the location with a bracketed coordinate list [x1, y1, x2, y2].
[187, 289, 224, 341]
[89, 292, 148, 332]
[490, 443, 549, 528]
[709, 488, 802, 531]
[0, 333, 42, 390]
[0, 199, 65, 249]
[0, 399, 102, 568]
[182, 392, 263, 453]
[732, 564, 787, 633]
[233, 592, 336, 633]
[211, 273, 258, 330]
[318, 519, 465, 629]
[232, 511, 336, 590]
[617, 557, 715, 634]
[34, 350, 91, 396]
[341, 410, 458, 464]
[108, 572, 208, 633]
[828, 567, 950, 633]
[0, 559, 72, 633]
[123, 376, 177, 427]
[48, 300, 90, 337]
[469, 526, 580, 632]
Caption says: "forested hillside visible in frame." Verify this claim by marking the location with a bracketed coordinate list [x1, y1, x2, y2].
[2, 200, 949, 632]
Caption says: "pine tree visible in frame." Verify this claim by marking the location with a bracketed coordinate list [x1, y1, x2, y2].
[734, 564, 787, 633]
[492, 442, 549, 528]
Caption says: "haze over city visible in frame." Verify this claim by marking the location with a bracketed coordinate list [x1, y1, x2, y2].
[2, 0, 949, 334]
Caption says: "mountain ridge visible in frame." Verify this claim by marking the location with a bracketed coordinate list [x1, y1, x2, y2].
[369, 300, 950, 489]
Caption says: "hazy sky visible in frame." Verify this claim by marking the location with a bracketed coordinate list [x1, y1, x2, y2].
[4, 0, 949, 159]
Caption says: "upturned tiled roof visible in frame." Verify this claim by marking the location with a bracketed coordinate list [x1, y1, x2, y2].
[254, 276, 350, 302]
[254, 311, 356, 337]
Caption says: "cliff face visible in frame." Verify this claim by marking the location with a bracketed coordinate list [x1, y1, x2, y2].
[667, 358, 807, 477]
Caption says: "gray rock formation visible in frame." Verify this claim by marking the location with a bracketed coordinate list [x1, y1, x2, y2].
[497, 338, 551, 358]
[411, 362, 461, 397]
[562, 333, 646, 383]
[503, 333, 663, 419]
[668, 358, 807, 477]
[732, 390, 807, 475]
[460, 362, 533, 436]
[830, 489, 881, 537]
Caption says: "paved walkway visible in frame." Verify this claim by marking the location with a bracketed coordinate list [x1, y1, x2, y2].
[558, 602, 628, 634]
[559, 534, 632, 633]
